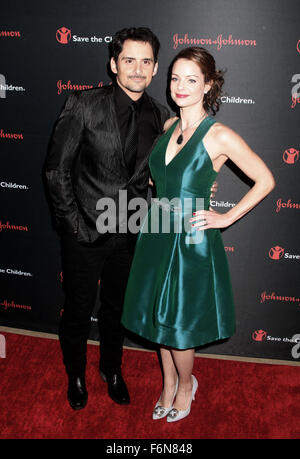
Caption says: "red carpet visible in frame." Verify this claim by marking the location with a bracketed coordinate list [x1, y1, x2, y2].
[0, 331, 299, 439]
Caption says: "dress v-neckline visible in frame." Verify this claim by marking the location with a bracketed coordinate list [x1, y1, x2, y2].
[164, 116, 209, 167]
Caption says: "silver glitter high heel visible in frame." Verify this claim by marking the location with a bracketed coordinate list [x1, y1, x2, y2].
[167, 375, 198, 423]
[152, 378, 178, 420]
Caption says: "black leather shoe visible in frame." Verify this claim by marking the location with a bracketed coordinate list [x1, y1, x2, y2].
[100, 370, 130, 405]
[67, 375, 88, 410]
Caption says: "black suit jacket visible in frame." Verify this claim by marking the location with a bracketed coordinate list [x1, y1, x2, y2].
[45, 84, 169, 243]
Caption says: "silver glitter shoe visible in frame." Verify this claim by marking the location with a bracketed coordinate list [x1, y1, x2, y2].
[152, 378, 178, 420]
[167, 375, 198, 423]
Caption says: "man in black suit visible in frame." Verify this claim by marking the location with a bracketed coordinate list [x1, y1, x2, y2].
[45, 27, 169, 410]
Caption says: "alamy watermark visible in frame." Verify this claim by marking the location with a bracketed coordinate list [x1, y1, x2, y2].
[291, 74, 300, 99]
[0, 74, 6, 98]
[0, 334, 6, 358]
[96, 192, 206, 244]
[291, 334, 300, 359]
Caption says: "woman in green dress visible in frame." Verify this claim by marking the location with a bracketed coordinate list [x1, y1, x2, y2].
[121, 47, 275, 422]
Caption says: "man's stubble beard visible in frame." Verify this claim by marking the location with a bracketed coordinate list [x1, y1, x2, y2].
[117, 75, 149, 95]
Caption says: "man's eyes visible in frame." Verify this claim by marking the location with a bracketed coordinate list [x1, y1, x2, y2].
[124, 59, 152, 65]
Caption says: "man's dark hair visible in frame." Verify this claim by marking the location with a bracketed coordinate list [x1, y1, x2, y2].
[110, 27, 160, 63]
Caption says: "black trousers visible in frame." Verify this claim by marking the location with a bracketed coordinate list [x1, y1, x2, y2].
[59, 232, 135, 376]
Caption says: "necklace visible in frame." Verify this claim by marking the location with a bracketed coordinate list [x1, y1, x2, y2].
[176, 113, 207, 145]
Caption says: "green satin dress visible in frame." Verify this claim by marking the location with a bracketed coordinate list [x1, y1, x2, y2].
[121, 116, 235, 349]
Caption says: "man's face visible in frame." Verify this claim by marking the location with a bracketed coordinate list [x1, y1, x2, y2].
[110, 39, 158, 100]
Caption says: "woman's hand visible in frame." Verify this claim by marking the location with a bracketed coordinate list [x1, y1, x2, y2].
[210, 181, 218, 199]
[189, 209, 233, 231]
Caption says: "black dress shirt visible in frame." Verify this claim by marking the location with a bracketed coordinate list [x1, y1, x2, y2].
[114, 83, 159, 173]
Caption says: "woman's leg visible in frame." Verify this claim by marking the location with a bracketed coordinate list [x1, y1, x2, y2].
[170, 348, 195, 411]
[159, 347, 178, 407]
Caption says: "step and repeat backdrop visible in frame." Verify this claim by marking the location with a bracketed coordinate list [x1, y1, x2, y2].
[1, 0, 299, 362]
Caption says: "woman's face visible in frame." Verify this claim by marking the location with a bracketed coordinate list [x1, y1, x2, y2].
[170, 58, 211, 110]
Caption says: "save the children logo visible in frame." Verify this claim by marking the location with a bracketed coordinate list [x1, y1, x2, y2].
[220, 95, 255, 105]
[0, 181, 29, 190]
[252, 330, 300, 358]
[56, 27, 112, 45]
[252, 330, 267, 341]
[56, 27, 71, 44]
[0, 267, 33, 278]
[269, 246, 300, 261]
[0, 74, 26, 99]
[269, 246, 284, 260]
[283, 148, 299, 164]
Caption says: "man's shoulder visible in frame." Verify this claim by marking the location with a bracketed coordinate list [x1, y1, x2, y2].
[75, 84, 113, 102]
[64, 85, 114, 116]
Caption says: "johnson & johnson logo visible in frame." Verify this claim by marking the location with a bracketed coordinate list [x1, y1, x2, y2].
[283, 148, 299, 164]
[0, 221, 29, 232]
[0, 30, 21, 38]
[0, 129, 23, 140]
[260, 291, 300, 307]
[276, 198, 300, 213]
[173, 33, 256, 50]
[0, 299, 31, 311]
[291, 96, 300, 108]
[57, 79, 108, 95]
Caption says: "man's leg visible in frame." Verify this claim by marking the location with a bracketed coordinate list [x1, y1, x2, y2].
[59, 233, 109, 409]
[97, 236, 134, 404]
